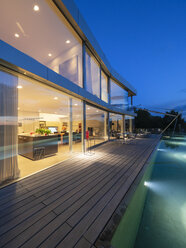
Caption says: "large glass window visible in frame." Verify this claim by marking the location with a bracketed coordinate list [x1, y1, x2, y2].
[101, 71, 108, 103]
[0, 0, 83, 87]
[109, 113, 123, 139]
[0, 68, 83, 183]
[85, 48, 100, 98]
[110, 80, 129, 110]
[86, 105, 108, 148]
[125, 115, 134, 132]
[72, 99, 83, 152]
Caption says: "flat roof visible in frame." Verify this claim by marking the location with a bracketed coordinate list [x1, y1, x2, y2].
[53, 0, 137, 96]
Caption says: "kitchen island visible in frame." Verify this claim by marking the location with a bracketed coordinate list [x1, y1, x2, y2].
[18, 134, 58, 160]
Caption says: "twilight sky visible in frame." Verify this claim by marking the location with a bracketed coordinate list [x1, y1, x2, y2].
[75, 0, 186, 119]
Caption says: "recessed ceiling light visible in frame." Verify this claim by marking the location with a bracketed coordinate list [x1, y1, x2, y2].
[17, 85, 22, 89]
[74, 103, 78, 106]
[33, 5, 39, 11]
[66, 40, 71, 44]
[48, 53, 52, 57]
[14, 33, 19, 38]
[54, 97, 58, 100]
[17, 107, 20, 110]
[87, 108, 90, 110]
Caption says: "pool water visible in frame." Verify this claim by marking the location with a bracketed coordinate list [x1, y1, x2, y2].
[135, 136, 186, 248]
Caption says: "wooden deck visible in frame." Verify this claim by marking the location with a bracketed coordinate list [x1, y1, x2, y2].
[0, 136, 159, 248]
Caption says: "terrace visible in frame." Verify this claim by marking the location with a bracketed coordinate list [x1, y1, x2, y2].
[0, 136, 159, 248]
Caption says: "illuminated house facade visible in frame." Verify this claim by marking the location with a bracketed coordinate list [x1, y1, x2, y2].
[0, 0, 137, 184]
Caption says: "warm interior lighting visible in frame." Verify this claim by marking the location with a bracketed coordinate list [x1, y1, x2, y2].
[54, 97, 58, 100]
[33, 5, 39, 12]
[96, 110, 99, 112]
[48, 53, 52, 57]
[66, 40, 71, 44]
[87, 107, 90, 110]
[17, 85, 23, 89]
[74, 103, 78, 106]
[14, 33, 19, 38]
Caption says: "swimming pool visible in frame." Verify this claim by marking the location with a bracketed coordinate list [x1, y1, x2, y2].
[111, 136, 186, 248]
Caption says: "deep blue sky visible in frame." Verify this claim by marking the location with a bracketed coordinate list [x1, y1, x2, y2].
[75, 0, 186, 119]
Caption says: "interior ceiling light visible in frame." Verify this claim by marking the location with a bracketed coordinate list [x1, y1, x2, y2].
[54, 97, 58, 100]
[48, 53, 52, 57]
[14, 33, 19, 38]
[17, 85, 22, 89]
[33, 5, 39, 12]
[87, 107, 90, 110]
[74, 103, 78, 106]
[66, 40, 71, 44]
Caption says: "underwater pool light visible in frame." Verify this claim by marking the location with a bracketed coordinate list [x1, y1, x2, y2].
[157, 148, 167, 152]
[144, 181, 148, 186]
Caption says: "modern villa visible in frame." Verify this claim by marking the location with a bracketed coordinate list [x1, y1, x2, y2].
[0, 0, 136, 184]
[1, 2, 186, 248]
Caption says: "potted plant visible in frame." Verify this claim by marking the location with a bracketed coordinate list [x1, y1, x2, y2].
[35, 128, 51, 136]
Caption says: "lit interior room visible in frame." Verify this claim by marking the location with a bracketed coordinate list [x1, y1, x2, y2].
[0, 0, 84, 178]
[17, 74, 83, 178]
[0, 0, 83, 87]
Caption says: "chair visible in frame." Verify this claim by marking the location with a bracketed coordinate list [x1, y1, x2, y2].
[34, 147, 45, 160]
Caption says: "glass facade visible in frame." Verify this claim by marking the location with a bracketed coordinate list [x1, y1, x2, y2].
[85, 48, 100, 98]
[109, 113, 123, 139]
[72, 99, 83, 152]
[0, 68, 83, 183]
[86, 105, 108, 147]
[101, 71, 108, 103]
[110, 80, 129, 110]
[0, 67, 135, 184]
[0, 0, 136, 185]
[0, 0, 83, 87]
[125, 115, 135, 132]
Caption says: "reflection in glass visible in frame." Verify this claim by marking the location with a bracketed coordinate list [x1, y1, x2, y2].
[109, 113, 123, 139]
[101, 71, 108, 103]
[110, 80, 129, 110]
[85, 48, 100, 98]
[125, 115, 134, 132]
[0, 71, 19, 184]
[72, 99, 83, 152]
[0, 0, 83, 87]
[86, 105, 108, 147]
